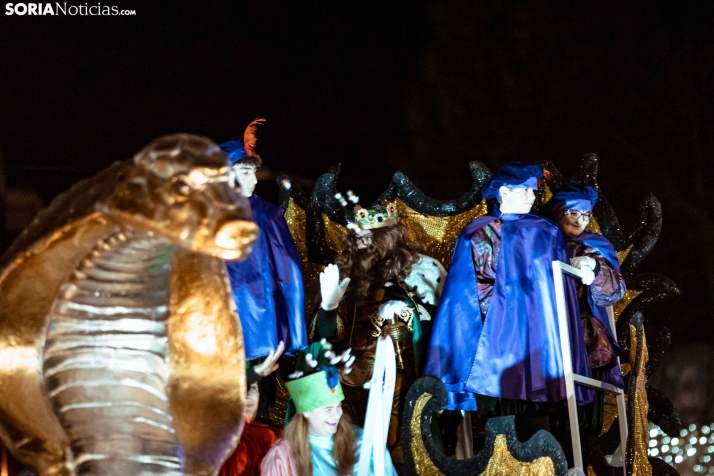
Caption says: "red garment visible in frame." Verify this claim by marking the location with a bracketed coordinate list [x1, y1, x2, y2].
[219, 418, 281, 476]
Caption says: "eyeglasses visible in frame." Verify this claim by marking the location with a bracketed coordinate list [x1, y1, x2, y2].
[564, 210, 592, 220]
[352, 235, 373, 245]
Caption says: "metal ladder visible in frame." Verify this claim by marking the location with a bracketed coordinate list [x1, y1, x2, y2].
[552, 260, 628, 476]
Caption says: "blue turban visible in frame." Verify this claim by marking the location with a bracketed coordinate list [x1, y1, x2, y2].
[219, 140, 247, 165]
[482, 162, 543, 199]
[549, 184, 598, 215]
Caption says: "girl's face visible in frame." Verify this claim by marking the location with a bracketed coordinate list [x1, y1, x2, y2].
[303, 402, 344, 436]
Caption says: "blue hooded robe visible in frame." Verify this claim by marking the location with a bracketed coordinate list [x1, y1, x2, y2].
[543, 183, 624, 389]
[225, 195, 307, 359]
[425, 213, 594, 411]
[568, 231, 625, 389]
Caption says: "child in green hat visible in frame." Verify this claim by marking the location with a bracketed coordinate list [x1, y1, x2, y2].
[260, 342, 397, 476]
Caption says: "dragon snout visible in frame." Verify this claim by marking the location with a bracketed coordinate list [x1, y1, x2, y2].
[213, 220, 259, 260]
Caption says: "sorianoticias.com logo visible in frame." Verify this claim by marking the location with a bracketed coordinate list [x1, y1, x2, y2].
[5, 3, 136, 15]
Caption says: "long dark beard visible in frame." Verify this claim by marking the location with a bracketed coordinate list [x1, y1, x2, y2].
[336, 225, 423, 302]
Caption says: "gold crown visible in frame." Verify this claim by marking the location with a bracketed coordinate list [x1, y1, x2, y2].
[354, 202, 399, 229]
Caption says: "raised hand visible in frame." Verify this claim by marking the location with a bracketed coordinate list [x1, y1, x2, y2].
[319, 264, 351, 311]
[253, 340, 284, 377]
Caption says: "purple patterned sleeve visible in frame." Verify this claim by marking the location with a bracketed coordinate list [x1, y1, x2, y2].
[568, 241, 626, 307]
[586, 246, 626, 306]
[471, 221, 502, 319]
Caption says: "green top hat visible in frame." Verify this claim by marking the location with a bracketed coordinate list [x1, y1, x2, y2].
[286, 370, 345, 414]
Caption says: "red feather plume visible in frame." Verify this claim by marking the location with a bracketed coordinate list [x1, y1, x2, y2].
[243, 117, 266, 157]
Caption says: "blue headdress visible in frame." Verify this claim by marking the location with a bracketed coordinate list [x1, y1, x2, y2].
[219, 140, 246, 164]
[548, 183, 598, 216]
[482, 162, 543, 200]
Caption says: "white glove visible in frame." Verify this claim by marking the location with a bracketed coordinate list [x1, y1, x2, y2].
[378, 300, 407, 321]
[570, 255, 596, 271]
[415, 288, 436, 306]
[570, 256, 597, 285]
[319, 264, 350, 311]
[579, 266, 595, 285]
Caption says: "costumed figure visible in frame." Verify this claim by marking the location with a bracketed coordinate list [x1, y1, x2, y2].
[542, 184, 626, 436]
[425, 162, 594, 423]
[261, 342, 397, 476]
[220, 343, 284, 476]
[220, 118, 307, 360]
[310, 202, 446, 462]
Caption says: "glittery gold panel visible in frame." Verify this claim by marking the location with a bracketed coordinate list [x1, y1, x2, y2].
[583, 215, 636, 264]
[317, 213, 347, 308]
[478, 435, 556, 476]
[601, 394, 618, 436]
[395, 198, 488, 268]
[0, 214, 110, 476]
[587, 466, 597, 476]
[267, 373, 291, 428]
[322, 212, 348, 254]
[409, 393, 556, 476]
[600, 364, 630, 435]
[319, 198, 487, 269]
[283, 199, 324, 313]
[613, 290, 642, 321]
[601, 288, 640, 436]
[629, 324, 652, 476]
[601, 362, 631, 435]
[579, 213, 634, 264]
[283, 197, 308, 266]
[303, 262, 326, 314]
[167, 250, 246, 475]
[617, 244, 634, 265]
[410, 392, 445, 476]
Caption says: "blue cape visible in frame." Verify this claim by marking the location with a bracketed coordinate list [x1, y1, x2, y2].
[570, 231, 624, 389]
[225, 195, 307, 359]
[425, 213, 594, 410]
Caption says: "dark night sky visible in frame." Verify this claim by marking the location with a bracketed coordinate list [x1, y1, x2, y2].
[0, 1, 432, 196]
[1, 0, 713, 348]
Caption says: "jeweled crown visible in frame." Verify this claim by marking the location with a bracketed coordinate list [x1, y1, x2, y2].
[354, 202, 399, 229]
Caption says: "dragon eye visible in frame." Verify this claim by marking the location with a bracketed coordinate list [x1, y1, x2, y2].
[173, 179, 191, 196]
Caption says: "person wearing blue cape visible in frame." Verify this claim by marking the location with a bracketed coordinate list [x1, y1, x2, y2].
[220, 118, 307, 361]
[425, 162, 594, 425]
[541, 184, 626, 438]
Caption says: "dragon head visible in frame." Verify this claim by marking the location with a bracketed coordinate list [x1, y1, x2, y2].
[104, 133, 258, 260]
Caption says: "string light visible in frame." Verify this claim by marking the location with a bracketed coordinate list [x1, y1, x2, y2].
[648, 422, 714, 473]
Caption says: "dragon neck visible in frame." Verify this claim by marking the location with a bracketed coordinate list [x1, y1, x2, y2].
[43, 227, 184, 475]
